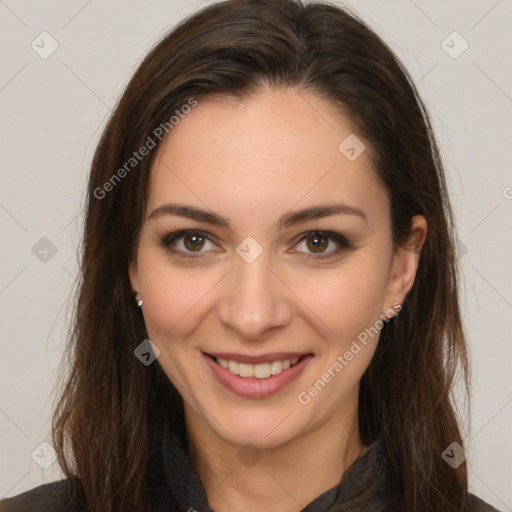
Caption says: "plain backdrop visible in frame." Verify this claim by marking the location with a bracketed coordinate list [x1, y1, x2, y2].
[0, 0, 511, 509]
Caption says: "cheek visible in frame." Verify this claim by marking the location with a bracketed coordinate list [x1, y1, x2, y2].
[298, 259, 389, 340]
[137, 251, 221, 339]
[299, 263, 388, 404]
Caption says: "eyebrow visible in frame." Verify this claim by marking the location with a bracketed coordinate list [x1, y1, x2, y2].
[147, 202, 367, 229]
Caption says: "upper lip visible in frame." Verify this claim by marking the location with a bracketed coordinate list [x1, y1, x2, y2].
[204, 351, 311, 364]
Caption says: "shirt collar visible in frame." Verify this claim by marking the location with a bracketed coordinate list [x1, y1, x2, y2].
[156, 419, 388, 512]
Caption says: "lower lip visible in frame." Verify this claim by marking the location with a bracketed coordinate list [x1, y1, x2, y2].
[203, 353, 313, 399]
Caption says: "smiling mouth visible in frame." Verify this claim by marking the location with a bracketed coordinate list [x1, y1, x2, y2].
[205, 354, 310, 379]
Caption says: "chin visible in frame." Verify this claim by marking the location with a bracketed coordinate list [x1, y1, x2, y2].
[207, 400, 306, 449]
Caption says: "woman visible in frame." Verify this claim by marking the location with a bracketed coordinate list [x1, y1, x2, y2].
[0, 0, 501, 511]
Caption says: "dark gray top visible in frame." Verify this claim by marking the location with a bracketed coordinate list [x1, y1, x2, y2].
[0, 423, 502, 512]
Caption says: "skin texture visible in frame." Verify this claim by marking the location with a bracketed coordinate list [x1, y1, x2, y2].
[129, 87, 427, 512]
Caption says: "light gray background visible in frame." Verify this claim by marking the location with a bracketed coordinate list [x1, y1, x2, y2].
[0, 0, 511, 509]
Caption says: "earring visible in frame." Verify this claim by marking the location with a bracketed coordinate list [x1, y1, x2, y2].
[383, 303, 401, 324]
[133, 290, 143, 308]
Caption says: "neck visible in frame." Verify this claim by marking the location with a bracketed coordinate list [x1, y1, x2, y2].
[184, 397, 366, 512]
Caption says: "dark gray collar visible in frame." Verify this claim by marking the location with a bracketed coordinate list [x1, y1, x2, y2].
[155, 422, 389, 512]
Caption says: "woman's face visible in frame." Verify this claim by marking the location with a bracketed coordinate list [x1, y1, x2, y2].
[130, 88, 426, 449]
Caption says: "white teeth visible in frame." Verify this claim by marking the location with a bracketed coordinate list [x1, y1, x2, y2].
[238, 363, 254, 378]
[270, 360, 282, 375]
[253, 362, 270, 379]
[228, 360, 238, 375]
[215, 356, 302, 379]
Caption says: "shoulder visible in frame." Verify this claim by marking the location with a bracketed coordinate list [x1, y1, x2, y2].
[467, 493, 503, 512]
[0, 479, 76, 512]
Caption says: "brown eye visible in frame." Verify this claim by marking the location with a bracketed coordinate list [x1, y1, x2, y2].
[294, 231, 352, 260]
[305, 234, 329, 253]
[183, 233, 205, 251]
[161, 230, 217, 259]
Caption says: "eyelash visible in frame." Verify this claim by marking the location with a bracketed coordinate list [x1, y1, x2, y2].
[160, 229, 353, 260]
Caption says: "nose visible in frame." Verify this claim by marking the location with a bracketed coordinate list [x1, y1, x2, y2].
[216, 250, 293, 341]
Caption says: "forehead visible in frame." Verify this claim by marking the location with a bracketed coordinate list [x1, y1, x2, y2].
[147, 88, 389, 228]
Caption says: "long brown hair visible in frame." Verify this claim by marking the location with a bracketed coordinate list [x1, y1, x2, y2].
[52, 1, 471, 510]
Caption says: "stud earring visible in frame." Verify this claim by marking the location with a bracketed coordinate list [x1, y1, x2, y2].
[133, 290, 143, 308]
[383, 302, 401, 324]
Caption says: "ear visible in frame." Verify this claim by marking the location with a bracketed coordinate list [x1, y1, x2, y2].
[128, 259, 140, 294]
[383, 215, 428, 314]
